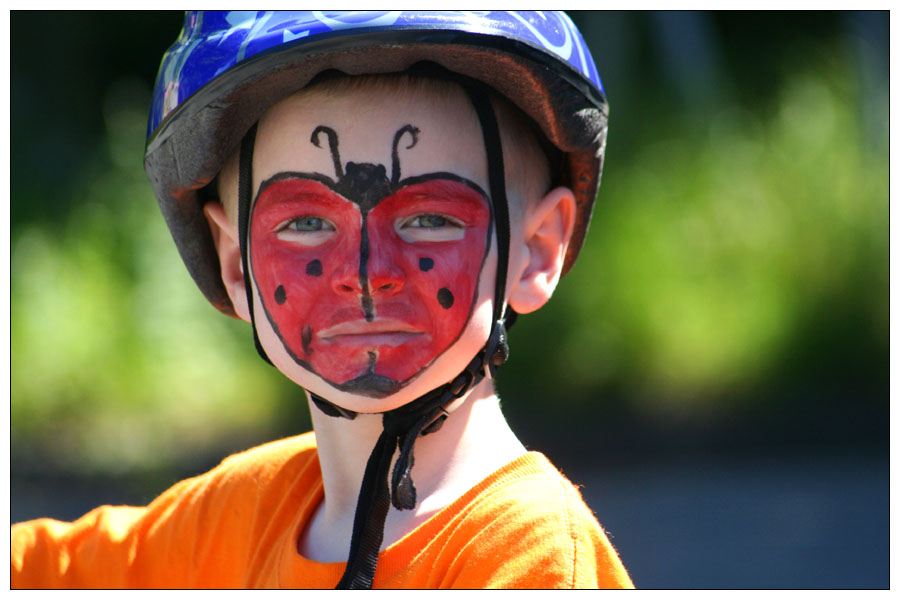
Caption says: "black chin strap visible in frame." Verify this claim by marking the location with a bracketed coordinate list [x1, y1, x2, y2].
[237, 122, 273, 367]
[236, 82, 513, 590]
[332, 348, 491, 588]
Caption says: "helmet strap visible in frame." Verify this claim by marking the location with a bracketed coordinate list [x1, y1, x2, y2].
[237, 122, 273, 367]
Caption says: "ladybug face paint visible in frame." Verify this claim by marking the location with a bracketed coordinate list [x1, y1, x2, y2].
[249, 125, 492, 398]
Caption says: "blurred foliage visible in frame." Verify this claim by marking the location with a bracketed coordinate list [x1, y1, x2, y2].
[500, 11, 887, 427]
[11, 76, 309, 475]
[10, 12, 888, 475]
[500, 57, 888, 416]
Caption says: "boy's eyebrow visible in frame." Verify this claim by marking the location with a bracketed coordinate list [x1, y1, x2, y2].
[255, 171, 339, 199]
[393, 173, 488, 201]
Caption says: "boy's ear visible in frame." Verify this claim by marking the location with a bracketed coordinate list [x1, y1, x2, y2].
[203, 201, 252, 323]
[507, 186, 576, 315]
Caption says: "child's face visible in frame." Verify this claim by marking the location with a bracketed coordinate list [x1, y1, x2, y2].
[247, 83, 498, 410]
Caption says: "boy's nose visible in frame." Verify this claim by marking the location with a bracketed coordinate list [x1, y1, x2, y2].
[330, 252, 404, 297]
[366, 263, 405, 296]
[330, 263, 363, 297]
[363, 234, 405, 296]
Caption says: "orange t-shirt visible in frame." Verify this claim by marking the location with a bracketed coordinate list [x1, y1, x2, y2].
[11, 431, 633, 589]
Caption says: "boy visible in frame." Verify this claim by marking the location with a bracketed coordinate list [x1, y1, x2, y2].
[11, 11, 632, 589]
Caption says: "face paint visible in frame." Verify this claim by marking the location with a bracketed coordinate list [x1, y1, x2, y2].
[249, 125, 492, 398]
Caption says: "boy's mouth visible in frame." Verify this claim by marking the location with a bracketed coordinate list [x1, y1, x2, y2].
[316, 319, 426, 347]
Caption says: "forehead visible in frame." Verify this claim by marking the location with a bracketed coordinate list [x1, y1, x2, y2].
[253, 80, 488, 189]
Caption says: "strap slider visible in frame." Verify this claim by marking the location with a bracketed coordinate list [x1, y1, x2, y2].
[483, 320, 510, 377]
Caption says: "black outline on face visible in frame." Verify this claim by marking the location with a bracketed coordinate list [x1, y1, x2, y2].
[249, 124, 494, 398]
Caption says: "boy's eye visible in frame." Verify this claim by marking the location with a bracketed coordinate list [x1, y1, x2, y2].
[406, 215, 451, 228]
[286, 216, 334, 232]
[396, 213, 465, 242]
[276, 216, 336, 246]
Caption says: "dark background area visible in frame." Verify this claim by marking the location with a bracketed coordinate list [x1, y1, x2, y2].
[10, 11, 888, 589]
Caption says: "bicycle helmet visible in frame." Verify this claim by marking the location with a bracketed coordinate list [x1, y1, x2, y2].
[145, 11, 608, 589]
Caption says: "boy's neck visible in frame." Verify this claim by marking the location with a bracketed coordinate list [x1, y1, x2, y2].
[301, 378, 526, 562]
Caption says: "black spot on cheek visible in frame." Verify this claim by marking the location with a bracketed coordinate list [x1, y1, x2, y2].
[306, 259, 323, 277]
[437, 288, 454, 309]
[275, 285, 287, 305]
[419, 257, 434, 272]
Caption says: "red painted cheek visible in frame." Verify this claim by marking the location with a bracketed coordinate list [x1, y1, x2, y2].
[366, 181, 491, 382]
[250, 178, 365, 378]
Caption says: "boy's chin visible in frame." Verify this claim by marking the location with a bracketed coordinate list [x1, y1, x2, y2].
[330, 372, 403, 399]
[293, 365, 452, 415]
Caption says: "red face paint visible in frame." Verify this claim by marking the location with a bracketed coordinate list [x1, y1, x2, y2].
[250, 174, 491, 397]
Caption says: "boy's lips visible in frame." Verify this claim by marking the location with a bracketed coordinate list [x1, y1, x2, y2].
[316, 319, 427, 347]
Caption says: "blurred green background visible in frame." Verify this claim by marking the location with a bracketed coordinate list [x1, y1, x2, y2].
[10, 11, 888, 588]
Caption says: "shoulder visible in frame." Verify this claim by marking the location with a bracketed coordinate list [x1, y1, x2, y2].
[460, 453, 597, 534]
[436, 453, 633, 589]
[12, 432, 322, 588]
[137, 431, 320, 510]
[109, 432, 321, 584]
[213, 430, 320, 484]
[156, 431, 322, 532]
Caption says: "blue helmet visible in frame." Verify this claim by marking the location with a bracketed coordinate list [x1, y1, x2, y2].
[144, 11, 609, 316]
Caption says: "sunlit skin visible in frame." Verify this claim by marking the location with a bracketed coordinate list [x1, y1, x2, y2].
[250, 161, 492, 396]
